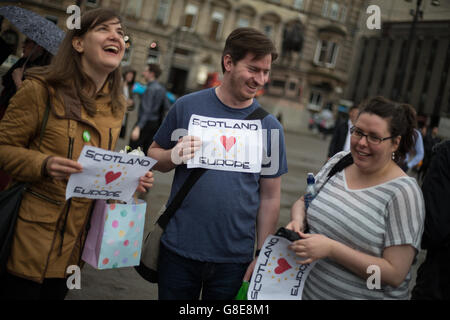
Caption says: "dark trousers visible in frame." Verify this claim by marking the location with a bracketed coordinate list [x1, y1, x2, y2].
[158, 244, 249, 300]
[130, 120, 160, 155]
[411, 248, 450, 300]
[0, 272, 69, 300]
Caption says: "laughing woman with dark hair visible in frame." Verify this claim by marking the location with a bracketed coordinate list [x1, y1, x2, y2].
[287, 96, 425, 299]
[0, 9, 153, 300]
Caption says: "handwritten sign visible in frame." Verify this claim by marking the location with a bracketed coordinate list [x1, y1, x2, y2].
[66, 146, 157, 201]
[248, 235, 315, 300]
[187, 114, 263, 173]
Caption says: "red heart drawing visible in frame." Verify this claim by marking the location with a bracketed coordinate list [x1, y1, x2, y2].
[274, 258, 292, 275]
[220, 136, 236, 152]
[105, 171, 122, 185]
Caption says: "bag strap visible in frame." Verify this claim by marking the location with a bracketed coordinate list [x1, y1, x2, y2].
[157, 107, 270, 229]
[315, 152, 354, 196]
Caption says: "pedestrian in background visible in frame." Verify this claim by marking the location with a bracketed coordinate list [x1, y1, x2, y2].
[0, 38, 52, 119]
[148, 27, 288, 300]
[130, 63, 169, 154]
[0, 38, 53, 192]
[120, 68, 137, 138]
[328, 105, 359, 159]
[401, 128, 424, 173]
[418, 126, 441, 182]
[411, 140, 450, 300]
[0, 8, 153, 300]
[287, 96, 425, 299]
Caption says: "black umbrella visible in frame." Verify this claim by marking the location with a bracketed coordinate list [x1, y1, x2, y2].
[0, 5, 65, 56]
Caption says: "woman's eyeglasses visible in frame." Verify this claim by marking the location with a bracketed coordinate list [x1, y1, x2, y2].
[350, 126, 395, 145]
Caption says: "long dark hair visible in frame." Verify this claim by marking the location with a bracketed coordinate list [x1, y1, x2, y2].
[122, 68, 136, 91]
[28, 8, 125, 116]
[358, 96, 417, 163]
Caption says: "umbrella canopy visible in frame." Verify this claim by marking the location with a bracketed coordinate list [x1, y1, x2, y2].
[0, 5, 65, 55]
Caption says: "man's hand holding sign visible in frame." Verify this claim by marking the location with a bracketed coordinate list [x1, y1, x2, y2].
[187, 114, 263, 173]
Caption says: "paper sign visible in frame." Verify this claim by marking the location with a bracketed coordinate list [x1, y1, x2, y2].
[187, 114, 263, 173]
[66, 146, 157, 201]
[248, 235, 316, 300]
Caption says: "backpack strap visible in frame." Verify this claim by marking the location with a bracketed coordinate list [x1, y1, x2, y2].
[157, 107, 270, 229]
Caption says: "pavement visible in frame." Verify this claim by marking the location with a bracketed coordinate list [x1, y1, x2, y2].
[65, 112, 425, 300]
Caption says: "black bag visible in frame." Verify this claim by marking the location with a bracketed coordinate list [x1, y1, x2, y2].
[0, 93, 51, 275]
[0, 183, 28, 274]
[134, 107, 270, 283]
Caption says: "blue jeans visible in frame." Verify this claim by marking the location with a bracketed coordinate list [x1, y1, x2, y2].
[158, 244, 249, 300]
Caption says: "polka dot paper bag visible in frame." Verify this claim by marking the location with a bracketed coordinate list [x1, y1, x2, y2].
[82, 199, 146, 270]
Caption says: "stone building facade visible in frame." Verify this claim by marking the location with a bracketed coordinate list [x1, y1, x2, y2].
[1, 0, 366, 131]
[345, 0, 450, 128]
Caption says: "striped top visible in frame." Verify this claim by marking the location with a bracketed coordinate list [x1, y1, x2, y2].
[303, 152, 425, 300]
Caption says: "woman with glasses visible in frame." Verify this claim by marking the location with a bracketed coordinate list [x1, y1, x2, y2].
[287, 96, 425, 299]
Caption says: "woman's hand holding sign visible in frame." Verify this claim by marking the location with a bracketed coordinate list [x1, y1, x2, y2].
[45, 156, 83, 180]
[171, 136, 202, 165]
[289, 233, 334, 265]
[137, 171, 154, 193]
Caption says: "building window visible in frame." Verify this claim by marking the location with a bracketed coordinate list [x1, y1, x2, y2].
[86, 0, 98, 7]
[322, 0, 329, 17]
[309, 91, 323, 111]
[209, 11, 224, 40]
[148, 41, 160, 64]
[183, 4, 198, 31]
[330, 2, 340, 20]
[45, 16, 58, 25]
[122, 38, 133, 66]
[340, 5, 347, 23]
[123, 0, 143, 18]
[272, 79, 286, 88]
[314, 40, 339, 68]
[263, 25, 273, 38]
[293, 0, 304, 10]
[237, 17, 250, 28]
[156, 0, 172, 25]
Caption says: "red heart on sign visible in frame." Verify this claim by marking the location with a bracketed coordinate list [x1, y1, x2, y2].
[220, 136, 236, 152]
[105, 171, 122, 185]
[274, 258, 292, 275]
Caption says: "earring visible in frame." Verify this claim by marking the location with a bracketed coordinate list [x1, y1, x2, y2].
[392, 152, 395, 160]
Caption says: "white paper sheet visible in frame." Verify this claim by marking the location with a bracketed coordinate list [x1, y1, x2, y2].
[187, 114, 263, 173]
[248, 235, 316, 300]
[66, 146, 157, 201]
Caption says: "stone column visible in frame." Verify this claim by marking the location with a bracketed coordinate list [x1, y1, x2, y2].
[196, 0, 212, 36]
[223, 7, 237, 39]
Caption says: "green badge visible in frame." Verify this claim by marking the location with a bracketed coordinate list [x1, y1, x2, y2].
[82, 130, 91, 143]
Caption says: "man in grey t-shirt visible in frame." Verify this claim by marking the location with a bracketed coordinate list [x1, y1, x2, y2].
[148, 28, 288, 300]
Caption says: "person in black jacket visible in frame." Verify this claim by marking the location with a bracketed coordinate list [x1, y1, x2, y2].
[411, 140, 450, 300]
[327, 106, 359, 159]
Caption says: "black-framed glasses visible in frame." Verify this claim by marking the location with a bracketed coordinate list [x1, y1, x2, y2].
[350, 126, 395, 145]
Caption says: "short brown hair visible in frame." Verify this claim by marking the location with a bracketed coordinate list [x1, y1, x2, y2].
[148, 63, 162, 79]
[221, 28, 278, 73]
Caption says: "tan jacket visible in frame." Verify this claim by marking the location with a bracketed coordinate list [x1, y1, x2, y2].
[0, 76, 125, 283]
